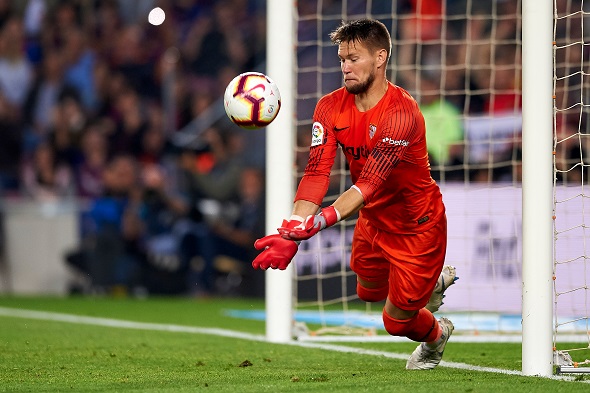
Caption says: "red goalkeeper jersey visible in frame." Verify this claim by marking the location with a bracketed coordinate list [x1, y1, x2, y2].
[295, 82, 445, 234]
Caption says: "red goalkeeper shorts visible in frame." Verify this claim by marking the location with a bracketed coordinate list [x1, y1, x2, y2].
[349, 214, 447, 311]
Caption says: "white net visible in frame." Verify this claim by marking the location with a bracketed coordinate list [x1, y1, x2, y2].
[552, 0, 590, 372]
[292, 1, 526, 337]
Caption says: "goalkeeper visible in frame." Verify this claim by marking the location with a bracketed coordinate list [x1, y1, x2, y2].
[253, 19, 457, 370]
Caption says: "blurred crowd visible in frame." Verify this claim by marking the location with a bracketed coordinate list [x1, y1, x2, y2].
[0, 0, 267, 297]
[0, 0, 585, 297]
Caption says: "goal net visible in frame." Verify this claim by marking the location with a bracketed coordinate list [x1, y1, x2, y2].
[552, 0, 590, 374]
[292, 1, 527, 337]
[278, 0, 589, 370]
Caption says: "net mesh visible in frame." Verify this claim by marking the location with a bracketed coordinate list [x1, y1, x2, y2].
[290, 1, 590, 346]
[552, 0, 590, 371]
[292, 0, 525, 336]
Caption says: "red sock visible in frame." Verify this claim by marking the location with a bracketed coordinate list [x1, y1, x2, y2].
[382, 308, 441, 343]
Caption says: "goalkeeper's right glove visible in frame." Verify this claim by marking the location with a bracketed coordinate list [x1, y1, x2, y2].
[252, 234, 298, 270]
[278, 206, 339, 241]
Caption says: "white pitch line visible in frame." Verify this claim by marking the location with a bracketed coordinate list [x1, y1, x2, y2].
[0, 306, 267, 341]
[0, 306, 586, 383]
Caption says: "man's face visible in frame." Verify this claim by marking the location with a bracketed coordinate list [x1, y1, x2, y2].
[337, 40, 377, 95]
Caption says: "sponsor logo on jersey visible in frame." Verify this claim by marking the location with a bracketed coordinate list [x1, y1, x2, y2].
[382, 137, 409, 147]
[339, 143, 370, 160]
[311, 122, 325, 146]
[369, 123, 377, 139]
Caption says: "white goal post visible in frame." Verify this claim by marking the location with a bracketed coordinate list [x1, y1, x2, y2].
[264, 0, 296, 343]
[521, 0, 553, 377]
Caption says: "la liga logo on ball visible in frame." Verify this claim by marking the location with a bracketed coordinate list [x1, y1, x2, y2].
[224, 72, 281, 129]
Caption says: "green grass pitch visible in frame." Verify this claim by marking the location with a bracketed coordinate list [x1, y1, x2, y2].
[0, 296, 588, 392]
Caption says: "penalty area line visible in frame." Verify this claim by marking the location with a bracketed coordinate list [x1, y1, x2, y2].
[0, 307, 583, 383]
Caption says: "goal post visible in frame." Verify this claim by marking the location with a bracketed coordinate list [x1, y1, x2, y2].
[264, 0, 296, 343]
[521, 0, 554, 377]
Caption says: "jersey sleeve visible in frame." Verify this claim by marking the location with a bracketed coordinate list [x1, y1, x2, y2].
[294, 95, 339, 205]
[354, 103, 418, 203]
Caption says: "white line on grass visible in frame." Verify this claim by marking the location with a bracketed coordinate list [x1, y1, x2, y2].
[0, 306, 586, 383]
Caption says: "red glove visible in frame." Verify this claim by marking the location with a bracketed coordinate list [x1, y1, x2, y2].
[252, 234, 298, 270]
[277, 216, 303, 238]
[278, 206, 339, 241]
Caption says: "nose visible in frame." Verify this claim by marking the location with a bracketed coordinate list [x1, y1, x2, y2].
[341, 60, 350, 74]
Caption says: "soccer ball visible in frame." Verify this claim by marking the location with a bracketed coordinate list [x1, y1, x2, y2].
[223, 72, 281, 129]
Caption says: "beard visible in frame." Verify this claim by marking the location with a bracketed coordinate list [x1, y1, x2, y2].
[345, 71, 376, 95]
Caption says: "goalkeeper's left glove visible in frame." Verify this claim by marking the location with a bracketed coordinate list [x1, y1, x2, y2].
[278, 206, 340, 241]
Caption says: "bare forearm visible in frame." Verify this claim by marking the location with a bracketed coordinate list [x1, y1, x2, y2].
[291, 199, 321, 219]
[292, 186, 364, 222]
[332, 186, 364, 220]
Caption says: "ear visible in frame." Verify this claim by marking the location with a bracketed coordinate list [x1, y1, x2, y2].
[376, 48, 388, 69]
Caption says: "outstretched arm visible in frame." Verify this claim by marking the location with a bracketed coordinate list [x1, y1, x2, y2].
[280, 186, 365, 241]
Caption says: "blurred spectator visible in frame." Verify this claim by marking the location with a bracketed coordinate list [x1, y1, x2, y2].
[0, 0, 14, 29]
[21, 141, 74, 200]
[22, 0, 47, 64]
[92, 0, 124, 62]
[75, 122, 109, 199]
[209, 167, 265, 257]
[419, 75, 465, 182]
[176, 129, 249, 296]
[61, 26, 98, 111]
[139, 102, 169, 165]
[93, 64, 127, 119]
[183, 1, 251, 81]
[71, 154, 145, 294]
[207, 166, 266, 295]
[172, 165, 266, 297]
[108, 86, 147, 157]
[0, 16, 34, 114]
[462, 3, 521, 115]
[396, 0, 443, 92]
[181, 127, 244, 206]
[22, 50, 68, 150]
[139, 162, 200, 295]
[480, 43, 522, 115]
[109, 24, 159, 98]
[40, 0, 81, 49]
[48, 90, 86, 168]
[0, 93, 22, 193]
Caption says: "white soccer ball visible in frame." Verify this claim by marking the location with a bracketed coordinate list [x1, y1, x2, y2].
[223, 72, 281, 129]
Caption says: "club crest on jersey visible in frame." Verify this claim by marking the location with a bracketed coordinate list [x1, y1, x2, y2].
[369, 123, 377, 139]
[311, 122, 325, 146]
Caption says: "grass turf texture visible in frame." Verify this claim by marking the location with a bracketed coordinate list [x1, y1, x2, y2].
[0, 296, 588, 392]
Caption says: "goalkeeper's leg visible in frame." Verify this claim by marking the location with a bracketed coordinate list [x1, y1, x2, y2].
[374, 218, 452, 369]
[381, 299, 453, 370]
